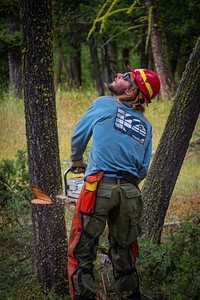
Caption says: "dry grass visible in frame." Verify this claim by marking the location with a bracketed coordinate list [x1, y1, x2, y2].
[56, 89, 97, 165]
[0, 90, 173, 160]
[0, 90, 199, 196]
[0, 95, 26, 160]
[145, 99, 173, 150]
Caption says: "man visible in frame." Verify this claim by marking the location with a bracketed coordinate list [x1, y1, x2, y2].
[68, 66, 160, 300]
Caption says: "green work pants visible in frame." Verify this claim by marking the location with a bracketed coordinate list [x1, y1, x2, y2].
[72, 180, 143, 299]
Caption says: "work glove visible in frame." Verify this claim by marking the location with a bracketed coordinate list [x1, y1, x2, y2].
[70, 158, 87, 174]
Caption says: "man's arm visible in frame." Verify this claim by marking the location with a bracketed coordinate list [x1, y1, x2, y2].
[70, 101, 98, 173]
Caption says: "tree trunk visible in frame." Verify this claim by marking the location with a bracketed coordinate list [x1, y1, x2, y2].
[145, 0, 173, 101]
[140, 21, 149, 68]
[7, 11, 22, 97]
[122, 48, 130, 69]
[70, 44, 81, 87]
[169, 41, 181, 79]
[108, 40, 118, 74]
[89, 34, 104, 96]
[101, 35, 113, 84]
[55, 43, 71, 91]
[31, 198, 67, 295]
[55, 43, 63, 91]
[141, 38, 200, 243]
[22, 0, 68, 295]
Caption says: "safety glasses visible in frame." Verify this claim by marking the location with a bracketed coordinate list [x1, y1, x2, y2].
[122, 72, 133, 85]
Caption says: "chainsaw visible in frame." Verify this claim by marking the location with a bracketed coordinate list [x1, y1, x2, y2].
[64, 167, 84, 202]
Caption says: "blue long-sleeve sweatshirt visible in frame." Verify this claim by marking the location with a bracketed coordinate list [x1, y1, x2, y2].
[70, 96, 152, 181]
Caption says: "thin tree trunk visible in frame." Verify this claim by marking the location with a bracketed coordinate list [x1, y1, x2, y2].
[22, 0, 68, 295]
[108, 40, 118, 74]
[7, 11, 22, 97]
[55, 43, 63, 91]
[141, 38, 200, 243]
[101, 35, 113, 84]
[89, 34, 104, 96]
[145, 0, 173, 100]
[55, 42, 71, 90]
[122, 48, 130, 69]
[141, 21, 149, 68]
[169, 41, 181, 79]
[70, 44, 81, 87]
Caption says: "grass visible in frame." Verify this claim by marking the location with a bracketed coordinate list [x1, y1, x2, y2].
[0, 93, 27, 159]
[1, 89, 199, 195]
[56, 88, 97, 165]
[1, 90, 172, 161]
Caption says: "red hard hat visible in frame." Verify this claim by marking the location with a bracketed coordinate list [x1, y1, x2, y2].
[127, 65, 160, 105]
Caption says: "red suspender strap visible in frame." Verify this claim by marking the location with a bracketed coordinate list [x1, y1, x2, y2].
[68, 171, 103, 297]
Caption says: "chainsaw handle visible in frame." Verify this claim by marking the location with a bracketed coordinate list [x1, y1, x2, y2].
[64, 167, 74, 195]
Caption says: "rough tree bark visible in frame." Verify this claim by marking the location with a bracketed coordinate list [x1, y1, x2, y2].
[22, 0, 68, 295]
[145, 0, 173, 100]
[141, 38, 200, 243]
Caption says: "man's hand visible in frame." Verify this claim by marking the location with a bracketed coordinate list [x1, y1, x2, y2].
[70, 159, 87, 174]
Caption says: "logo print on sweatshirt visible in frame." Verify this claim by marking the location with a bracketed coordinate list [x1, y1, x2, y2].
[114, 108, 147, 144]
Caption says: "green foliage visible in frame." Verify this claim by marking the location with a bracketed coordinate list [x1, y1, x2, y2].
[138, 215, 200, 299]
[0, 0, 22, 48]
[0, 28, 22, 47]
[160, 0, 200, 79]
[0, 224, 45, 300]
[87, 0, 146, 39]
[0, 149, 32, 223]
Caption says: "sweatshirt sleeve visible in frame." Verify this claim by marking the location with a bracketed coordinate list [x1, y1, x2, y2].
[70, 101, 97, 161]
[138, 127, 152, 181]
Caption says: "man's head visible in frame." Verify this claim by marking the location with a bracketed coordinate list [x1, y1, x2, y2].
[107, 71, 137, 96]
[108, 66, 160, 106]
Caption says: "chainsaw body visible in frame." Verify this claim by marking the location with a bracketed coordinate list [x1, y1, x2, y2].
[64, 168, 84, 201]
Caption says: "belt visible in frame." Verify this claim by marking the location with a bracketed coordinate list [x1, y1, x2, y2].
[101, 176, 128, 184]
[103, 171, 139, 189]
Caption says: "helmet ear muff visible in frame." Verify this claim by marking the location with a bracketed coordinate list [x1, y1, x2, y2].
[138, 91, 143, 101]
[126, 86, 133, 93]
[126, 85, 138, 94]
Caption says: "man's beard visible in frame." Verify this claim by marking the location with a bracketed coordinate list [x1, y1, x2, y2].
[107, 82, 127, 96]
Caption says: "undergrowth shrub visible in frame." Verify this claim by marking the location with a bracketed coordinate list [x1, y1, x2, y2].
[138, 214, 200, 299]
[0, 149, 32, 226]
[0, 223, 44, 300]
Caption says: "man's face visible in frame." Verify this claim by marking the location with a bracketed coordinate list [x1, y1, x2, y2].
[107, 72, 135, 95]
